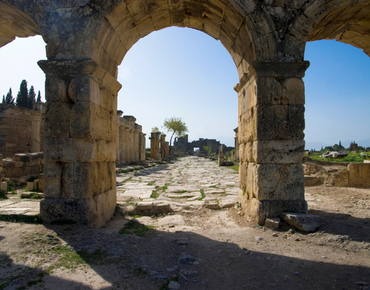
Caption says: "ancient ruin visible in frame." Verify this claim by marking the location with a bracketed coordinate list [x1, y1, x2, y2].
[1, 0, 370, 227]
[116, 111, 146, 165]
[173, 135, 233, 156]
[0, 103, 45, 157]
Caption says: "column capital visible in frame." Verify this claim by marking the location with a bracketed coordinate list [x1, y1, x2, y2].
[251, 61, 310, 79]
[38, 59, 122, 94]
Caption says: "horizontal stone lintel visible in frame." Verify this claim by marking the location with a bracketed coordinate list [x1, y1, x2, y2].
[251, 61, 310, 79]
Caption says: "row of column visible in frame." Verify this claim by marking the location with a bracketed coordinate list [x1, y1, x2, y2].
[116, 112, 146, 164]
[150, 132, 169, 160]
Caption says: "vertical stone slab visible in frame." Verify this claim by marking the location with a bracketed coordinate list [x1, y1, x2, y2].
[38, 60, 121, 228]
[237, 61, 310, 225]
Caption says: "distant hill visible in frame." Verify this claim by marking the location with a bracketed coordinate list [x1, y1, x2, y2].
[305, 139, 370, 151]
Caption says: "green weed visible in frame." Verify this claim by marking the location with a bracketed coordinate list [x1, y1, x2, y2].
[119, 220, 156, 237]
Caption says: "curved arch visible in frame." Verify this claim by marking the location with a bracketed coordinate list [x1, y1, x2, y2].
[92, 0, 277, 80]
[0, 1, 40, 48]
[292, 0, 370, 56]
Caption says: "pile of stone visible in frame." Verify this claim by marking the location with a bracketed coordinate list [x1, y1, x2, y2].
[320, 151, 348, 159]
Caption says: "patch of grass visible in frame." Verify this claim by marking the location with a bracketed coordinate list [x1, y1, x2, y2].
[0, 214, 41, 224]
[118, 220, 156, 237]
[198, 189, 205, 201]
[174, 190, 187, 193]
[150, 191, 160, 199]
[30, 192, 41, 199]
[237, 203, 242, 208]
[46, 246, 86, 273]
[211, 185, 217, 188]
[161, 185, 168, 191]
[122, 177, 132, 183]
[243, 188, 246, 196]
[7, 180, 15, 192]
[309, 152, 367, 163]
[147, 181, 155, 186]
[78, 249, 108, 265]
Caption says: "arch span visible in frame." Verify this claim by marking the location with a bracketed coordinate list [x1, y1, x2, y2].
[1, 0, 317, 227]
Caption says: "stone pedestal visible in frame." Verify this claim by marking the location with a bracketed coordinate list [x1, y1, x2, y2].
[237, 61, 310, 225]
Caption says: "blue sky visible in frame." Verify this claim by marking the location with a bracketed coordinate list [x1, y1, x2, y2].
[0, 27, 369, 149]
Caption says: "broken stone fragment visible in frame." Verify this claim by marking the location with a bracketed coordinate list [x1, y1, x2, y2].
[265, 217, 280, 229]
[280, 212, 322, 232]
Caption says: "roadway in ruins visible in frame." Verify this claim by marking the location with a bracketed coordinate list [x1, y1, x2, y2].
[1, 156, 370, 289]
[116, 156, 239, 216]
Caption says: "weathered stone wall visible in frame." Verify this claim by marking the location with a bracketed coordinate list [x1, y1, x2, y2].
[0, 104, 45, 158]
[2, 152, 44, 180]
[116, 112, 145, 164]
[304, 162, 370, 188]
[150, 132, 161, 160]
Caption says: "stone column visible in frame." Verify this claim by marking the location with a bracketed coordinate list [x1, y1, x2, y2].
[141, 134, 146, 161]
[133, 130, 139, 161]
[150, 132, 161, 160]
[236, 61, 310, 225]
[234, 127, 239, 163]
[119, 126, 125, 162]
[38, 60, 120, 228]
[161, 134, 166, 159]
[123, 128, 129, 162]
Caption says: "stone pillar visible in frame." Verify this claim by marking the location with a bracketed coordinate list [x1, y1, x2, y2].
[150, 132, 161, 160]
[119, 126, 125, 162]
[133, 130, 139, 161]
[123, 128, 129, 162]
[236, 61, 310, 225]
[234, 127, 239, 163]
[38, 60, 120, 228]
[161, 134, 166, 159]
[141, 134, 146, 161]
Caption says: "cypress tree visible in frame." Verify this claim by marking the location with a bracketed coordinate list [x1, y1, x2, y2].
[28, 85, 36, 109]
[37, 90, 41, 103]
[2, 88, 15, 105]
[16, 80, 29, 108]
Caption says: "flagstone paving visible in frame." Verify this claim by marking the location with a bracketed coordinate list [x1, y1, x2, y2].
[0, 156, 239, 219]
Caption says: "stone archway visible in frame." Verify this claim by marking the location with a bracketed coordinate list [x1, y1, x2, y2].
[7, 0, 367, 227]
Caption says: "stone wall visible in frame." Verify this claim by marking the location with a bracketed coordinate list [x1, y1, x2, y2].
[116, 111, 146, 164]
[2, 152, 44, 181]
[304, 162, 370, 187]
[0, 104, 45, 158]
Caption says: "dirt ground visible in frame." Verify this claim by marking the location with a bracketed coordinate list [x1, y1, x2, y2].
[1, 174, 370, 289]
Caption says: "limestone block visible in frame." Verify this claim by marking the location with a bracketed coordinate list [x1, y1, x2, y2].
[14, 161, 24, 168]
[281, 212, 322, 232]
[242, 198, 307, 225]
[13, 153, 30, 163]
[43, 162, 63, 198]
[45, 138, 116, 162]
[348, 163, 370, 187]
[1, 181, 7, 191]
[45, 102, 71, 138]
[250, 163, 305, 201]
[325, 169, 349, 187]
[40, 189, 116, 228]
[45, 77, 69, 102]
[0, 154, 3, 166]
[252, 140, 305, 163]
[38, 173, 44, 192]
[68, 76, 100, 105]
[27, 182, 34, 191]
[265, 217, 280, 229]
[256, 105, 305, 141]
[62, 162, 98, 199]
[303, 163, 324, 175]
[304, 176, 324, 186]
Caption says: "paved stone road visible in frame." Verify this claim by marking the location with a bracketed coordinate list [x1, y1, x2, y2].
[116, 156, 239, 216]
[0, 156, 239, 218]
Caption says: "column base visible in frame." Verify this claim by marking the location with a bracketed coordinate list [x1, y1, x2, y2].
[241, 197, 307, 225]
[40, 189, 116, 228]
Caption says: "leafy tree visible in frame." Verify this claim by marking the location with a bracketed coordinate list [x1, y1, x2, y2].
[2, 88, 14, 105]
[163, 117, 188, 155]
[151, 127, 160, 132]
[28, 85, 36, 108]
[37, 90, 42, 102]
[16, 79, 29, 108]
